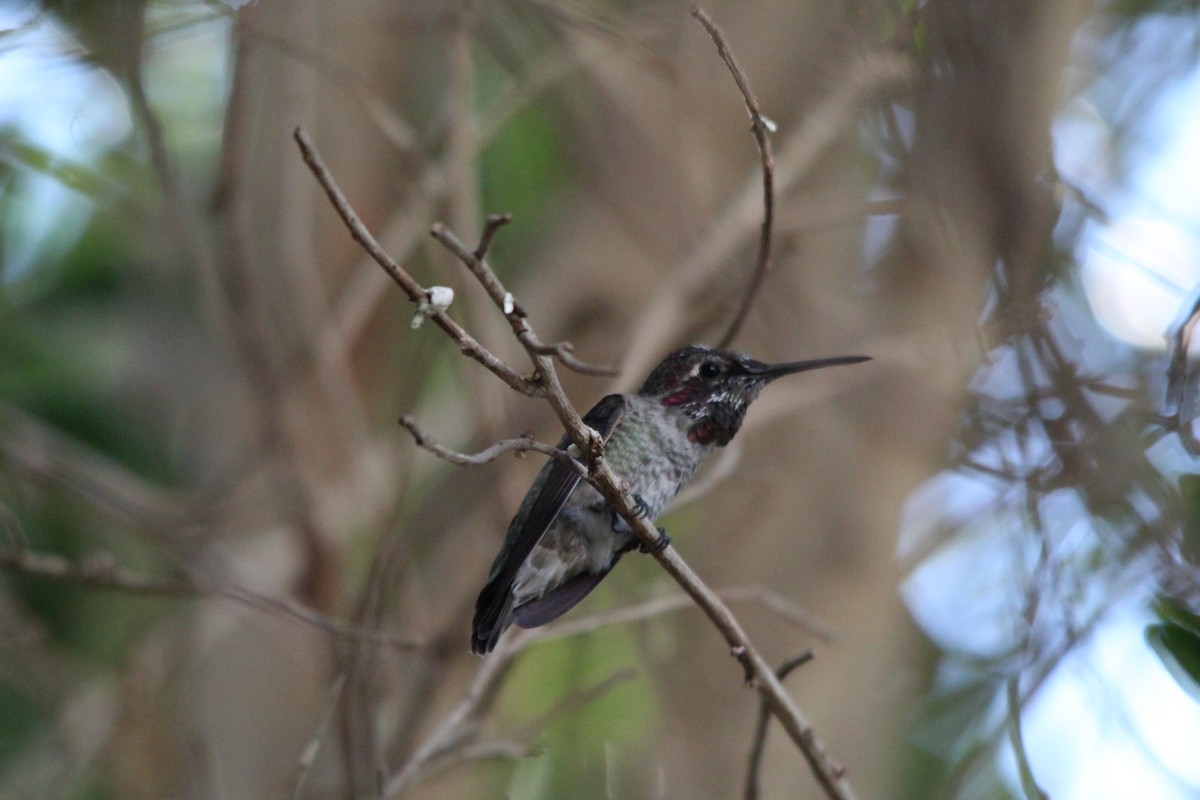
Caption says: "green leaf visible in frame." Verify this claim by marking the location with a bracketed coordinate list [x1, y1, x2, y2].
[1146, 622, 1200, 702]
[1152, 596, 1200, 638]
[2, 138, 121, 201]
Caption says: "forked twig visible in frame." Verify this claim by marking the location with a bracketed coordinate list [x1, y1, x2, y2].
[743, 652, 817, 800]
[429, 220, 618, 377]
[294, 127, 536, 396]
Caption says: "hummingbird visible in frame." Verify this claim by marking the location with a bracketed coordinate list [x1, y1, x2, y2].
[471, 345, 869, 654]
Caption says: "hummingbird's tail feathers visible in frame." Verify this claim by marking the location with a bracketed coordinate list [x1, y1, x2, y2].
[469, 394, 630, 655]
[471, 586, 516, 655]
[512, 567, 611, 629]
[472, 567, 613, 653]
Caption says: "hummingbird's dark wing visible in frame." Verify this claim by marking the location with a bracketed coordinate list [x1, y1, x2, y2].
[511, 566, 615, 628]
[471, 393, 628, 654]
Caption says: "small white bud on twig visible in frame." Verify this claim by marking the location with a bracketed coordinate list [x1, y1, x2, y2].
[411, 286, 455, 329]
[503, 292, 515, 315]
[759, 114, 777, 133]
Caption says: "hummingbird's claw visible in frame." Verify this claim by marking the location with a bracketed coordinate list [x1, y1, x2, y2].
[614, 495, 653, 532]
[639, 527, 671, 554]
[631, 495, 651, 519]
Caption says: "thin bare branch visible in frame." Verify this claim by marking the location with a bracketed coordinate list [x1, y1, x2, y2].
[528, 586, 835, 646]
[619, 51, 911, 386]
[291, 673, 348, 800]
[744, 652, 816, 800]
[513, 668, 637, 743]
[293, 127, 538, 396]
[384, 632, 526, 796]
[247, 25, 423, 159]
[273, 577, 822, 782]
[1166, 286, 1200, 418]
[474, 212, 513, 259]
[0, 547, 193, 595]
[526, 339, 620, 377]
[384, 640, 632, 796]
[527, 593, 706, 644]
[397, 415, 587, 478]
[0, 401, 188, 533]
[387, 738, 532, 797]
[0, 547, 421, 650]
[429, 222, 617, 377]
[1007, 674, 1047, 800]
[720, 587, 837, 643]
[690, 7, 776, 348]
[217, 584, 422, 651]
[0, 404, 421, 650]
[431, 222, 518, 315]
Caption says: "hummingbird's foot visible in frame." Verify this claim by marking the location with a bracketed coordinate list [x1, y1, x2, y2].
[639, 527, 671, 554]
[631, 495, 651, 519]
[612, 495, 652, 533]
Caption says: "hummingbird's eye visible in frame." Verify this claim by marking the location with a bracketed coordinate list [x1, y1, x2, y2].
[698, 361, 721, 379]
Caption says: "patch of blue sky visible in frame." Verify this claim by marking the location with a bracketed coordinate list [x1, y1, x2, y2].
[0, 4, 232, 284]
[1063, 21, 1200, 350]
[0, 10, 130, 281]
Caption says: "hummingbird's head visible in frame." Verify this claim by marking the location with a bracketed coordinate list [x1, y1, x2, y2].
[639, 345, 870, 446]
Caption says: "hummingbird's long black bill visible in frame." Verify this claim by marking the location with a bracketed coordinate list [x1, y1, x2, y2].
[744, 354, 871, 381]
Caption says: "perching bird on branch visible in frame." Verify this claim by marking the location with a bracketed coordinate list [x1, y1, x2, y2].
[471, 345, 869, 654]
